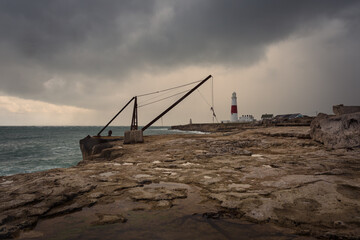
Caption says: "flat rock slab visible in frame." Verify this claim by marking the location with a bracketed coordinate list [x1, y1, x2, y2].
[128, 186, 187, 201]
[91, 213, 127, 225]
[1, 126, 360, 239]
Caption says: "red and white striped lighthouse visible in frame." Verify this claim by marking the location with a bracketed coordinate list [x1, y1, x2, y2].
[230, 92, 238, 122]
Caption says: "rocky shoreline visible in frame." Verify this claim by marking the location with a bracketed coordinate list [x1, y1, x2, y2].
[1, 125, 360, 239]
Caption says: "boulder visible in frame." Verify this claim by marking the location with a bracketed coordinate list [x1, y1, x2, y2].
[310, 112, 360, 149]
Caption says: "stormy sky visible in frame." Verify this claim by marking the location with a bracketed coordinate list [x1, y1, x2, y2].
[0, 0, 359, 126]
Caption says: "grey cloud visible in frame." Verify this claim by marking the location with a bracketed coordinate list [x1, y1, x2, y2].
[0, 0, 359, 108]
[132, 0, 357, 66]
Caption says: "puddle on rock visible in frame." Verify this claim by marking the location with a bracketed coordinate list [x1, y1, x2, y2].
[18, 182, 314, 240]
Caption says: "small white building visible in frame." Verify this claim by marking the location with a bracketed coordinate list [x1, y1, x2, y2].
[238, 114, 255, 123]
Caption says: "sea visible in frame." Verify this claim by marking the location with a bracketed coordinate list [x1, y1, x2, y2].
[0, 126, 203, 176]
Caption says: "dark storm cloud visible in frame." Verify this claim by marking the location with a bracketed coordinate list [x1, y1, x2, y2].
[0, 0, 359, 107]
[133, 0, 356, 67]
[0, 0, 155, 74]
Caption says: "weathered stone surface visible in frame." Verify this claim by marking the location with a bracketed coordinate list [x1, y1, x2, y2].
[91, 213, 127, 225]
[155, 200, 173, 208]
[1, 126, 360, 239]
[128, 186, 187, 201]
[171, 122, 248, 132]
[310, 112, 360, 149]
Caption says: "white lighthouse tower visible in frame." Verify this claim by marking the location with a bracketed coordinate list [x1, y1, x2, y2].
[230, 92, 238, 122]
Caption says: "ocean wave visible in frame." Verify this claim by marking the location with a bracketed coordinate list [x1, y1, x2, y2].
[148, 128, 169, 131]
[169, 129, 209, 135]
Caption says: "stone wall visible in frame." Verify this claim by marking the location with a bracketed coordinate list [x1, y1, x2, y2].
[333, 104, 360, 115]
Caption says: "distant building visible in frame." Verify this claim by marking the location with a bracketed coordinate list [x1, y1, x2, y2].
[261, 114, 273, 120]
[238, 114, 255, 123]
[274, 113, 303, 120]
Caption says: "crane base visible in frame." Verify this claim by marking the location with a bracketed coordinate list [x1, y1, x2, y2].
[124, 130, 144, 144]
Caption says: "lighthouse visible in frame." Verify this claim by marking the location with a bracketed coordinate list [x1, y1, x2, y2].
[231, 92, 238, 122]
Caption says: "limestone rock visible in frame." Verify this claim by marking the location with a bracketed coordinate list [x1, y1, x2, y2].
[91, 213, 127, 225]
[128, 186, 187, 201]
[2, 125, 360, 239]
[155, 200, 173, 209]
[310, 112, 360, 149]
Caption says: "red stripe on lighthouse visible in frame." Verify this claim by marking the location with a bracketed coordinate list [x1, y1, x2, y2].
[231, 105, 237, 113]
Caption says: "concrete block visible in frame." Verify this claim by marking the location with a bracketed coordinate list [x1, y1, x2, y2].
[124, 130, 144, 144]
